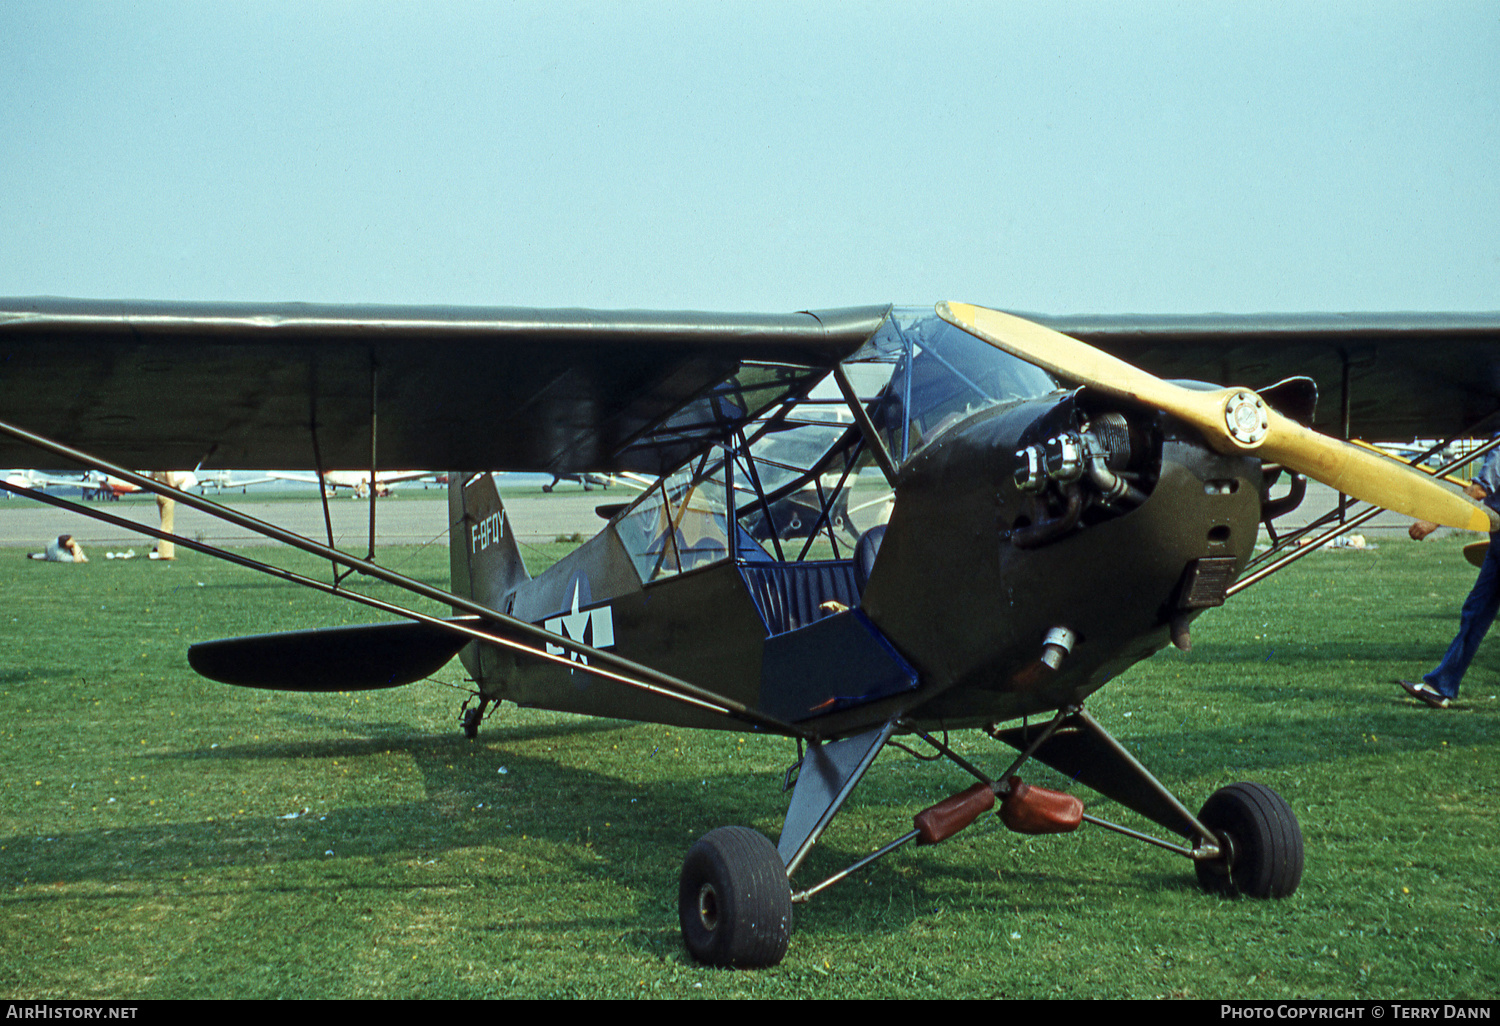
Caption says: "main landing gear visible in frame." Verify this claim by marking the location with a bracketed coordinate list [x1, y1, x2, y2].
[1193, 782, 1304, 898]
[678, 827, 794, 969]
[678, 707, 1304, 968]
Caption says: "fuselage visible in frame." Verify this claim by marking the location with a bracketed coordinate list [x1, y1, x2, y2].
[456, 307, 1265, 738]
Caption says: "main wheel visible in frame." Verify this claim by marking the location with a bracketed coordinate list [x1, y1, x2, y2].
[1194, 782, 1304, 898]
[678, 826, 792, 968]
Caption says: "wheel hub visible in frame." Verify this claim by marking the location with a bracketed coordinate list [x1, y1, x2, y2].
[697, 882, 719, 931]
[1200, 830, 1237, 876]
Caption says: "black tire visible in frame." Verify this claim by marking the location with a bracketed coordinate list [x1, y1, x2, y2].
[1194, 782, 1304, 898]
[678, 826, 792, 968]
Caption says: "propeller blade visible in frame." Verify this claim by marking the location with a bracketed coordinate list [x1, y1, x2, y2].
[1256, 418, 1494, 532]
[938, 302, 1497, 533]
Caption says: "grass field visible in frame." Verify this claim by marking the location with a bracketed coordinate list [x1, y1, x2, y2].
[1, 530, 1496, 999]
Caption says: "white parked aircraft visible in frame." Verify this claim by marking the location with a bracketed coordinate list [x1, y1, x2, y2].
[264, 469, 443, 498]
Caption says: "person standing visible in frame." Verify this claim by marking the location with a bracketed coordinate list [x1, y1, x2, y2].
[149, 470, 185, 560]
[1401, 446, 1500, 708]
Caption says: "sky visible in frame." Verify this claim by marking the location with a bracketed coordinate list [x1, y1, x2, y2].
[1, 0, 1496, 316]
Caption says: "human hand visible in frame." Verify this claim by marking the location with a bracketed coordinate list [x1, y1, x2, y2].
[1409, 520, 1439, 541]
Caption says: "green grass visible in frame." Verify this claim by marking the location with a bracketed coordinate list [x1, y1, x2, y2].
[1, 535, 1496, 998]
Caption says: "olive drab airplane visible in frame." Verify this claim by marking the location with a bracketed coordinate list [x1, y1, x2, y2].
[3, 298, 1499, 968]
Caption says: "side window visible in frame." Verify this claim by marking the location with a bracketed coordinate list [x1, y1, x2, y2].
[615, 462, 729, 582]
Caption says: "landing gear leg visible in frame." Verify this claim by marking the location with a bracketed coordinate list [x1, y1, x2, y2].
[461, 698, 490, 740]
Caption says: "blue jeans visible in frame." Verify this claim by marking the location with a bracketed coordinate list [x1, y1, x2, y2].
[1425, 531, 1500, 699]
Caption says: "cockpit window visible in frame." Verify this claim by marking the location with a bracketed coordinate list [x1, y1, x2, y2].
[846, 307, 1061, 462]
[610, 305, 1062, 579]
[616, 455, 730, 581]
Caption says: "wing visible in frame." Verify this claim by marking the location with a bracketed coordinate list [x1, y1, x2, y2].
[7, 300, 1498, 478]
[0, 298, 889, 473]
[1038, 312, 1500, 440]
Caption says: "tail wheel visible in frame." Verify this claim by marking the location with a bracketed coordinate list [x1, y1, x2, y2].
[679, 826, 792, 968]
[461, 705, 484, 740]
[1194, 782, 1304, 898]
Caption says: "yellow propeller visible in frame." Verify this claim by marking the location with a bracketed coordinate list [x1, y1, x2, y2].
[938, 301, 1497, 533]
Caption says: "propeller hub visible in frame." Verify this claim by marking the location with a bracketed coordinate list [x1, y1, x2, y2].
[1223, 391, 1269, 448]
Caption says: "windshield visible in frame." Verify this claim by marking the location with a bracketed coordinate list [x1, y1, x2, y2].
[845, 307, 1061, 463]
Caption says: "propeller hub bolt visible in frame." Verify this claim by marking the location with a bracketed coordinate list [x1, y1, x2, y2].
[1223, 391, 1269, 447]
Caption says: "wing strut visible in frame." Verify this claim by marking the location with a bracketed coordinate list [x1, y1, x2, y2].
[0, 415, 812, 739]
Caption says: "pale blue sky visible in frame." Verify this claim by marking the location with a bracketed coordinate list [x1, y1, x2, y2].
[2, 0, 1496, 314]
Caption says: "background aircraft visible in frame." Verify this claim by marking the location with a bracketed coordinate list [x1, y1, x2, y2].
[3, 468, 199, 501]
[190, 470, 282, 494]
[264, 469, 441, 498]
[539, 472, 619, 492]
[1, 297, 1496, 968]
[3, 468, 89, 496]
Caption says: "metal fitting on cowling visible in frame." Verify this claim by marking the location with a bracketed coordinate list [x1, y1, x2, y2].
[1015, 431, 1086, 491]
[1041, 626, 1076, 670]
[1014, 444, 1047, 492]
[1044, 433, 1085, 483]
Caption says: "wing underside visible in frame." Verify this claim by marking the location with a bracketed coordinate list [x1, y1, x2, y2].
[5, 301, 1500, 477]
[1041, 312, 1500, 441]
[0, 299, 890, 473]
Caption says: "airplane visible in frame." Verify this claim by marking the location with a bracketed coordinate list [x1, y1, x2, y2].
[86, 472, 141, 499]
[1, 297, 1498, 969]
[77, 468, 203, 500]
[542, 472, 619, 492]
[2, 467, 192, 501]
[190, 470, 284, 494]
[264, 468, 440, 498]
[13, 468, 148, 500]
[3, 468, 89, 495]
